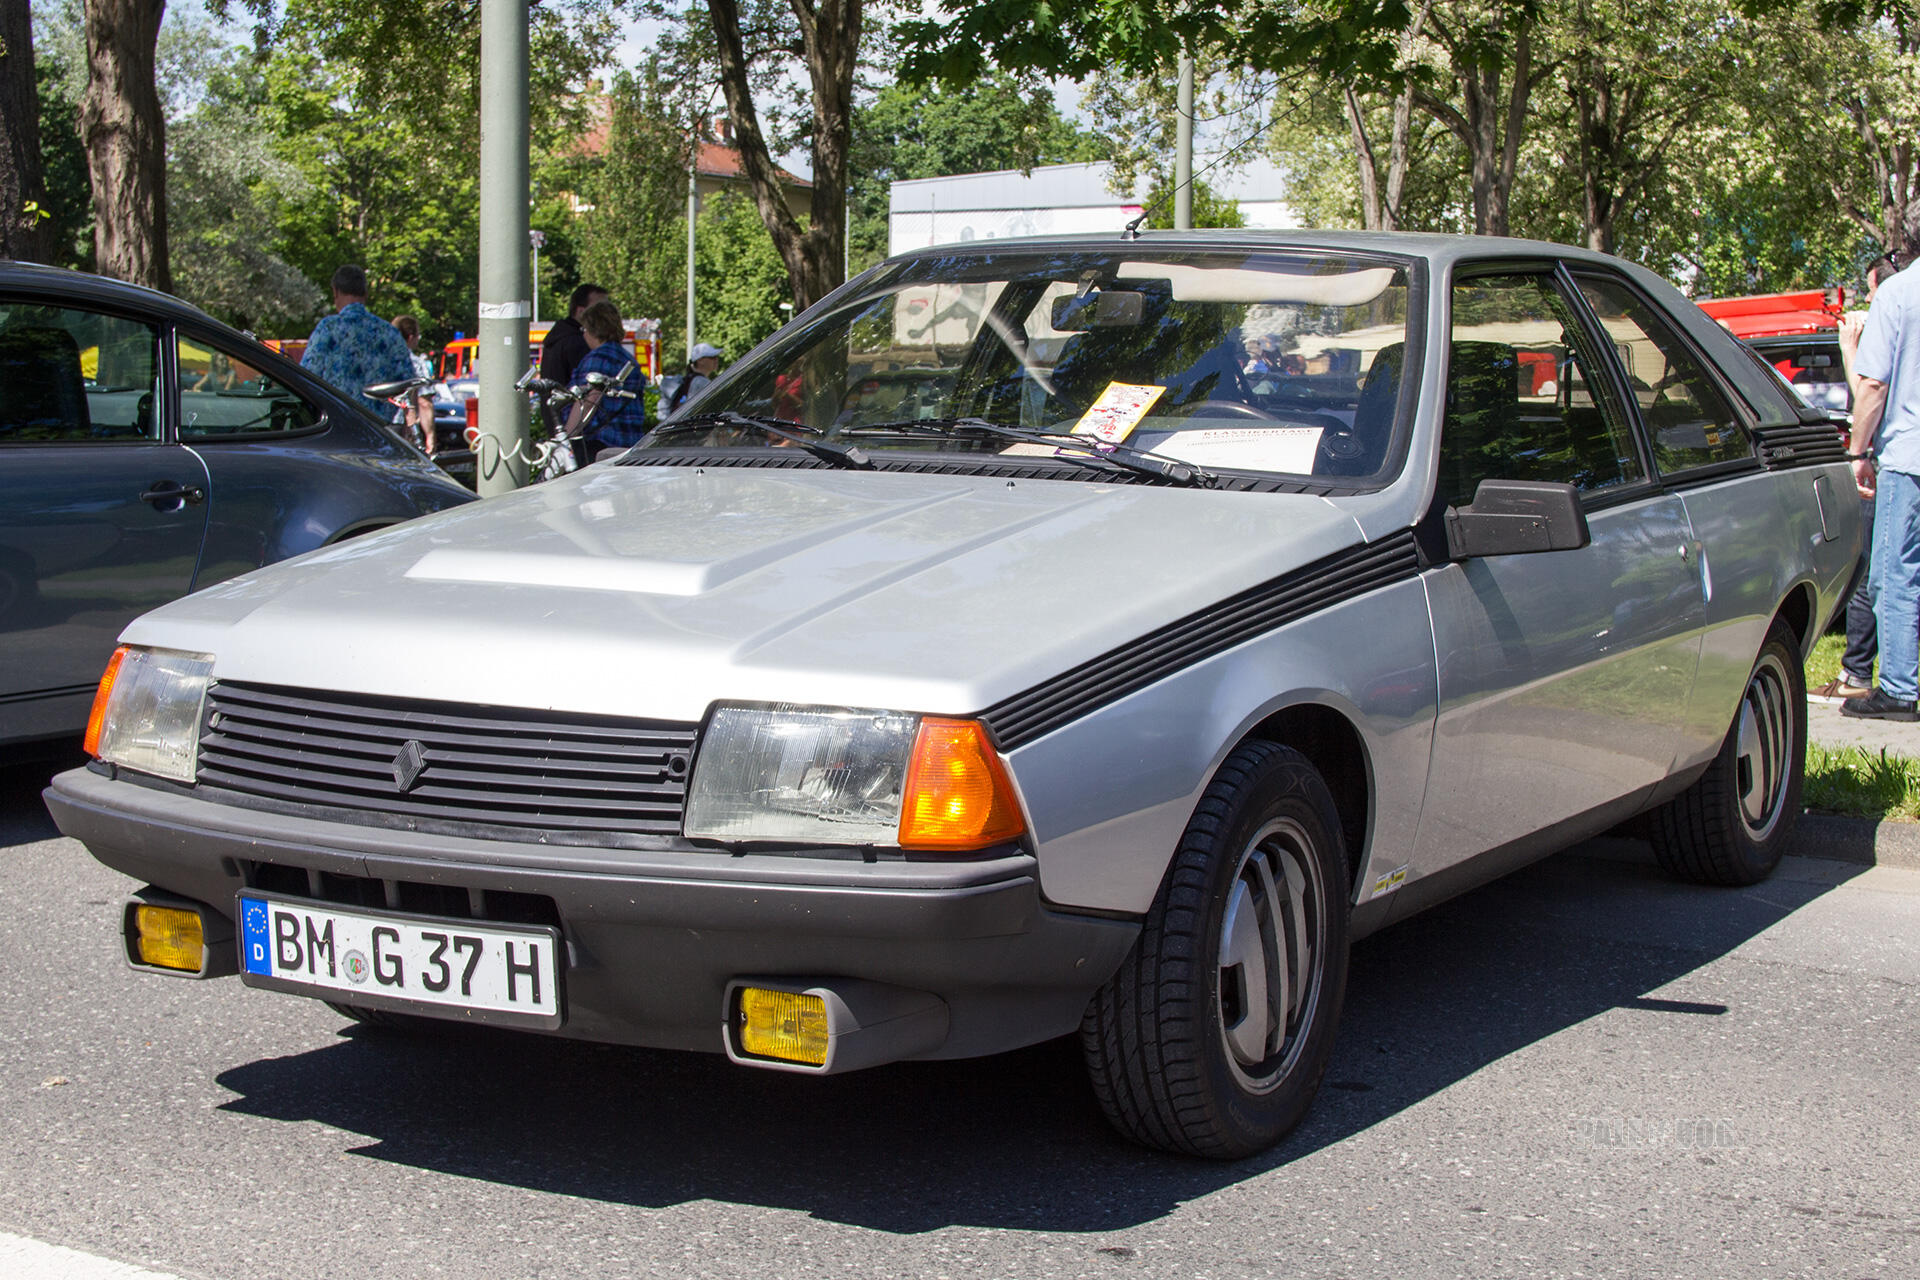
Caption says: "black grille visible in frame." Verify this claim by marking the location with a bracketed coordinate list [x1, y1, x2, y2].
[196, 682, 698, 843]
[1753, 423, 1849, 470]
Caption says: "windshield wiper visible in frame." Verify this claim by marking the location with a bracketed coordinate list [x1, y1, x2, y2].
[636, 411, 872, 470]
[845, 417, 1214, 487]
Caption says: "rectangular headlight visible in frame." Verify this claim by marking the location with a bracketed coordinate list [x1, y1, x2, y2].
[88, 645, 215, 782]
[685, 705, 919, 844]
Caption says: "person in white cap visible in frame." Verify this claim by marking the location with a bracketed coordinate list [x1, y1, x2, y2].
[662, 342, 724, 418]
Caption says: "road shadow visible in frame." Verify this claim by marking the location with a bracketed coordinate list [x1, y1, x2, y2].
[210, 843, 1864, 1233]
[0, 748, 83, 847]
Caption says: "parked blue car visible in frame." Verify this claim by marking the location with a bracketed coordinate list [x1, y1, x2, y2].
[0, 262, 475, 748]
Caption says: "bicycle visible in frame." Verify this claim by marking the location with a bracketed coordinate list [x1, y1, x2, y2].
[364, 374, 440, 455]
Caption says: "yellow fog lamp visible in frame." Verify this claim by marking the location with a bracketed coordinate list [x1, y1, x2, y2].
[134, 906, 202, 970]
[735, 986, 830, 1066]
[121, 892, 236, 979]
[723, 979, 950, 1074]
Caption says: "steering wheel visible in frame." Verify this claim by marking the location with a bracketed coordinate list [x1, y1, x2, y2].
[1181, 399, 1282, 422]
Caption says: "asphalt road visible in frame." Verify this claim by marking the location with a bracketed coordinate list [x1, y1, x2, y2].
[2, 752, 1915, 1280]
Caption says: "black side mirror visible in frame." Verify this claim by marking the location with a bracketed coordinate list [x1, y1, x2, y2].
[1445, 479, 1591, 560]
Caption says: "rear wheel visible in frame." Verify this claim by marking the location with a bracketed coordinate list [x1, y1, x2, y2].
[1648, 618, 1803, 886]
[1080, 741, 1351, 1159]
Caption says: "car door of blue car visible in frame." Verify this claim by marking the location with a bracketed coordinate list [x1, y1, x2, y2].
[1408, 266, 1706, 885]
[0, 299, 210, 744]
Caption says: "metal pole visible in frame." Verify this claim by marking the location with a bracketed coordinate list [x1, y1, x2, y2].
[530, 230, 541, 322]
[686, 163, 697, 363]
[1175, 53, 1194, 231]
[477, 0, 530, 494]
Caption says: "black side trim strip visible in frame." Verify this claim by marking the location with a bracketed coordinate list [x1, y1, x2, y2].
[979, 530, 1422, 749]
[1751, 424, 1848, 471]
[0, 683, 97, 706]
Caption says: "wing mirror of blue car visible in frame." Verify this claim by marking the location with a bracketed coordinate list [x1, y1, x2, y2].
[1445, 479, 1592, 560]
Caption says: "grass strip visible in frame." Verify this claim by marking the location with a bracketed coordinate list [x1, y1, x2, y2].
[1805, 633, 1849, 692]
[1804, 743, 1920, 822]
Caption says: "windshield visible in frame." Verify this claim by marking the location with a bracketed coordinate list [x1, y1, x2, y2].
[1753, 340, 1850, 416]
[636, 248, 1416, 484]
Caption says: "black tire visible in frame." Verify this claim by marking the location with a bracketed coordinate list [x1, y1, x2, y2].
[1648, 618, 1804, 886]
[1080, 740, 1351, 1159]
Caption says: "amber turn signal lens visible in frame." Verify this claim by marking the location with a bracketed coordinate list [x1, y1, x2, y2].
[133, 905, 205, 972]
[738, 987, 829, 1065]
[83, 646, 130, 757]
[897, 718, 1025, 852]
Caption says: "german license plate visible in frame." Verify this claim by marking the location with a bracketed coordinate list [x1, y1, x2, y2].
[236, 893, 562, 1028]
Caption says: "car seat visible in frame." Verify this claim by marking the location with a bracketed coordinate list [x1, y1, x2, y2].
[1316, 342, 1403, 477]
[0, 325, 91, 442]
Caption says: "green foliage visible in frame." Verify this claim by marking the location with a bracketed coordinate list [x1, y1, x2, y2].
[849, 73, 1104, 272]
[167, 34, 324, 332]
[1079, 49, 1274, 200]
[1137, 176, 1246, 229]
[575, 63, 693, 332]
[691, 187, 792, 362]
[31, 23, 90, 270]
[259, 33, 480, 342]
[570, 64, 793, 364]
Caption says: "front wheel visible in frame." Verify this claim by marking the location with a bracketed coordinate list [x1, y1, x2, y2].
[1080, 741, 1351, 1159]
[1648, 618, 1804, 886]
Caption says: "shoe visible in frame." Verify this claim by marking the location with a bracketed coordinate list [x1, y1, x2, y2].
[1839, 688, 1919, 721]
[1811, 676, 1874, 702]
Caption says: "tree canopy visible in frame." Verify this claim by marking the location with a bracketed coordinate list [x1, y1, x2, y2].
[13, 0, 1917, 357]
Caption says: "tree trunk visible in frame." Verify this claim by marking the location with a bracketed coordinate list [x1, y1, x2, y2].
[0, 1, 52, 262]
[80, 0, 169, 291]
[1576, 68, 1615, 254]
[1343, 85, 1385, 231]
[1384, 83, 1414, 233]
[708, 0, 859, 313]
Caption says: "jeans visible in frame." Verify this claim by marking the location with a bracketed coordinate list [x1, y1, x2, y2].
[1870, 469, 1920, 701]
[1842, 495, 1879, 683]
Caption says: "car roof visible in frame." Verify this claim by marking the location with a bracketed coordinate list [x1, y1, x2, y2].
[881, 228, 1645, 273]
[0, 260, 242, 335]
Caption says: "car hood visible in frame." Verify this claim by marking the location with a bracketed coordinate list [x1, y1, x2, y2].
[127, 465, 1368, 723]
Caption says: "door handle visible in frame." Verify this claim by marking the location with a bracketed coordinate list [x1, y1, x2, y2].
[140, 481, 206, 507]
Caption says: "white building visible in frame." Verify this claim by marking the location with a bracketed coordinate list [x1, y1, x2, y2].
[888, 159, 1301, 256]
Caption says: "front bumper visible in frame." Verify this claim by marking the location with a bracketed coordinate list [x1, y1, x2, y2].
[46, 767, 1139, 1061]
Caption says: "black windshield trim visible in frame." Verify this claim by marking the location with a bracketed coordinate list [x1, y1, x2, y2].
[615, 446, 1354, 494]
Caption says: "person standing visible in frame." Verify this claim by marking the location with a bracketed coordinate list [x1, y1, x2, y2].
[567, 299, 649, 463]
[539, 282, 610, 388]
[1818, 256, 1900, 701]
[301, 265, 415, 419]
[1846, 250, 1920, 721]
[391, 314, 438, 455]
[661, 341, 724, 418]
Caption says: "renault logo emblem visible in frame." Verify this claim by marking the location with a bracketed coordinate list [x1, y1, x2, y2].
[392, 739, 428, 792]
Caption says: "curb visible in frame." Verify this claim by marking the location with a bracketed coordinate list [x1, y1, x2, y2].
[1791, 812, 1920, 871]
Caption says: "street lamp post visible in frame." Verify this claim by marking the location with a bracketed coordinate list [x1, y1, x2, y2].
[530, 228, 546, 323]
[476, 0, 531, 495]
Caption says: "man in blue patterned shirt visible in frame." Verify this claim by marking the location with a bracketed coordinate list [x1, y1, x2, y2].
[301, 265, 415, 420]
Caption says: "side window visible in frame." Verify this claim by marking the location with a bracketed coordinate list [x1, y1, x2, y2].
[1573, 275, 1750, 473]
[0, 303, 160, 443]
[1441, 273, 1645, 508]
[178, 337, 321, 439]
